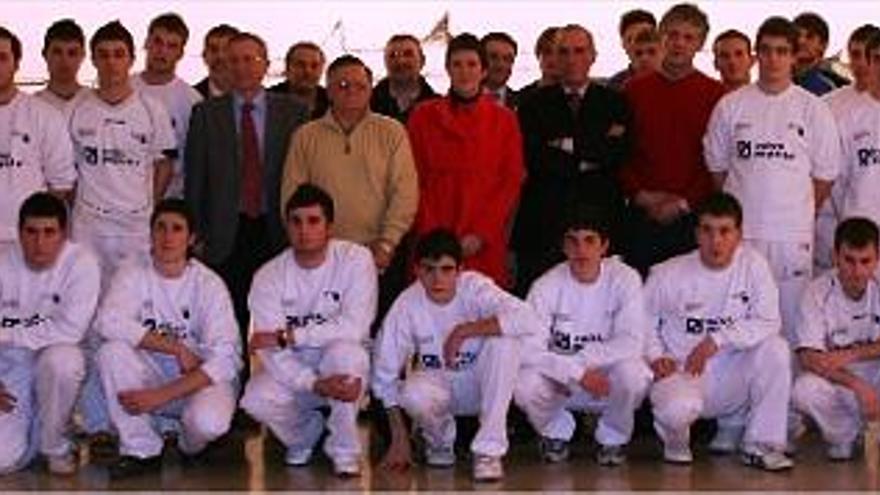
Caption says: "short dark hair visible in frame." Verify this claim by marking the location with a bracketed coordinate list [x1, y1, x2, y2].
[148, 13, 189, 44]
[714, 29, 752, 53]
[867, 32, 880, 59]
[204, 24, 239, 45]
[835, 217, 879, 251]
[19, 192, 68, 231]
[793, 12, 829, 44]
[849, 24, 880, 46]
[285, 41, 324, 67]
[415, 228, 463, 265]
[0, 25, 23, 63]
[326, 54, 373, 83]
[562, 204, 612, 241]
[756, 16, 799, 53]
[229, 32, 268, 60]
[534, 26, 560, 58]
[481, 31, 518, 56]
[90, 20, 135, 58]
[446, 32, 487, 69]
[150, 198, 194, 233]
[285, 184, 335, 223]
[620, 9, 657, 37]
[660, 3, 709, 40]
[43, 19, 85, 55]
[695, 192, 743, 228]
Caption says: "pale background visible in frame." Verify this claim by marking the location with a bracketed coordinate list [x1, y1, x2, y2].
[4, 0, 877, 91]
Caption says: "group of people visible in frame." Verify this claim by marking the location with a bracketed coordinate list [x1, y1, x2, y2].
[1, 0, 880, 485]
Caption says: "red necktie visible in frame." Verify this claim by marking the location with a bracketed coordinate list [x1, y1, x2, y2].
[240, 101, 262, 218]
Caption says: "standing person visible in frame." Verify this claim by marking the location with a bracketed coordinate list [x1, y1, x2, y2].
[185, 31, 308, 336]
[512, 24, 630, 294]
[704, 16, 840, 343]
[618, 3, 726, 277]
[192, 24, 238, 99]
[282, 55, 418, 322]
[268, 41, 330, 119]
[241, 184, 376, 477]
[35, 19, 89, 117]
[514, 206, 651, 466]
[480, 32, 519, 109]
[793, 12, 850, 96]
[133, 13, 203, 199]
[0, 26, 75, 249]
[628, 28, 664, 80]
[96, 199, 241, 477]
[0, 193, 100, 475]
[370, 34, 437, 123]
[407, 33, 524, 288]
[517, 26, 562, 106]
[645, 192, 793, 471]
[712, 30, 754, 92]
[374, 229, 536, 482]
[606, 9, 657, 90]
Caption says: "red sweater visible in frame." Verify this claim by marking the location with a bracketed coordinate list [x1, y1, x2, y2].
[618, 70, 725, 207]
[407, 95, 525, 287]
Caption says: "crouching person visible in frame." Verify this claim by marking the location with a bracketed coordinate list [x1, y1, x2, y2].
[0, 193, 100, 475]
[373, 229, 537, 482]
[97, 199, 242, 478]
[793, 217, 880, 461]
[240, 184, 377, 477]
[514, 206, 652, 466]
[645, 192, 793, 471]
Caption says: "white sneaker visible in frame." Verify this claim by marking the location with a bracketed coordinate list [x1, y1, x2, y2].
[48, 453, 77, 475]
[709, 426, 743, 454]
[472, 455, 503, 482]
[741, 444, 794, 471]
[826, 442, 854, 461]
[663, 443, 693, 464]
[284, 447, 313, 466]
[425, 445, 456, 468]
[333, 457, 361, 477]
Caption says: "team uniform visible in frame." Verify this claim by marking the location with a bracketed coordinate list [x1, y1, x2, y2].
[35, 87, 91, 122]
[645, 246, 792, 464]
[834, 93, 880, 228]
[514, 258, 652, 451]
[704, 83, 841, 342]
[133, 74, 202, 199]
[95, 257, 241, 459]
[0, 92, 75, 246]
[0, 242, 100, 473]
[372, 271, 536, 463]
[240, 240, 377, 469]
[792, 270, 880, 457]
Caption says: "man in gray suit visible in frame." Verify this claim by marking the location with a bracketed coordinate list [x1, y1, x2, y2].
[185, 32, 308, 336]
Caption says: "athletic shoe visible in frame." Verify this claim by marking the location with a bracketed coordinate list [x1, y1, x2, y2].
[88, 431, 119, 461]
[596, 444, 626, 466]
[425, 445, 455, 468]
[663, 442, 693, 464]
[47, 453, 77, 475]
[709, 425, 743, 454]
[740, 444, 794, 471]
[539, 437, 570, 463]
[472, 455, 503, 482]
[333, 457, 361, 477]
[284, 447, 313, 466]
[826, 442, 854, 461]
[108, 455, 162, 479]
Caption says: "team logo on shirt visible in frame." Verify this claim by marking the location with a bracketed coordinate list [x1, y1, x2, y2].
[143, 317, 190, 340]
[857, 147, 880, 168]
[736, 140, 795, 161]
[0, 153, 22, 169]
[80, 146, 140, 167]
[685, 316, 732, 335]
[1, 313, 48, 329]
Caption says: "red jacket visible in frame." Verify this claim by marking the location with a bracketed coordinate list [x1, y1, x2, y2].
[407, 95, 525, 287]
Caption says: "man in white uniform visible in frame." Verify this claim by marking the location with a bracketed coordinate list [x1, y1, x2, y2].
[0, 193, 100, 475]
[35, 19, 90, 119]
[0, 26, 75, 250]
[97, 199, 241, 477]
[374, 229, 536, 482]
[240, 184, 376, 477]
[645, 192, 793, 471]
[133, 13, 202, 199]
[704, 16, 841, 346]
[514, 206, 652, 466]
[793, 217, 880, 460]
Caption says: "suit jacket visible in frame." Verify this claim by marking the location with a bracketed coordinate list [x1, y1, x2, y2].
[185, 91, 308, 264]
[267, 82, 331, 120]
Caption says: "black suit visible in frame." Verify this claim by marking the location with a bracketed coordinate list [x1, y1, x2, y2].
[512, 83, 631, 294]
[267, 82, 331, 120]
[370, 76, 437, 123]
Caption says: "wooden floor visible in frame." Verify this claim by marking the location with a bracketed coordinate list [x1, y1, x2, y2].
[2, 423, 879, 492]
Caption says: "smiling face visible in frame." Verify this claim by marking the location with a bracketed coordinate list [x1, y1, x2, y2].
[327, 63, 371, 114]
[714, 36, 753, 87]
[384, 38, 423, 84]
[150, 211, 192, 265]
[447, 49, 485, 98]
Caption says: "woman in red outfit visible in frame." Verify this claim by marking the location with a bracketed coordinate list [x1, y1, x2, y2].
[406, 34, 525, 287]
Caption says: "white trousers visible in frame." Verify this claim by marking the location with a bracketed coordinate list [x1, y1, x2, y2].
[97, 341, 237, 458]
[514, 357, 651, 446]
[813, 204, 836, 274]
[0, 345, 85, 473]
[240, 341, 369, 463]
[650, 336, 791, 450]
[745, 239, 812, 345]
[792, 362, 880, 446]
[398, 336, 521, 458]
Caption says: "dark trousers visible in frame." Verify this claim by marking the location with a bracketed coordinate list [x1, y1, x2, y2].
[623, 206, 697, 278]
[373, 233, 414, 335]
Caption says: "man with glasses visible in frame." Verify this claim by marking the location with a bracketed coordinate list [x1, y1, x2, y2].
[370, 34, 437, 123]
